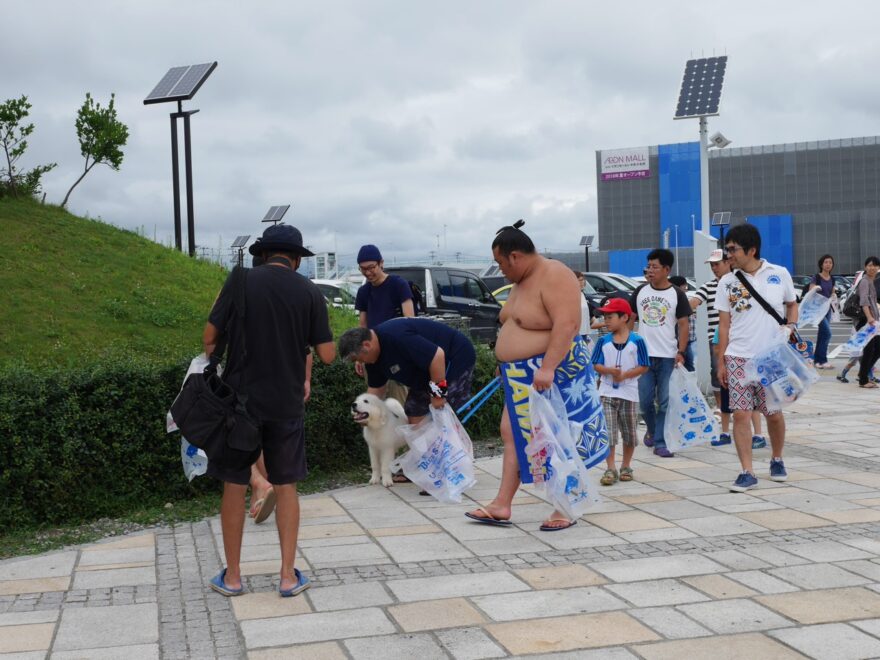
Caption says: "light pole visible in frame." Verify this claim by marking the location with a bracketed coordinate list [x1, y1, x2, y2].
[579, 235, 594, 272]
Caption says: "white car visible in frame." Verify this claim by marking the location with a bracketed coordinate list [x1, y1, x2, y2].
[312, 279, 357, 309]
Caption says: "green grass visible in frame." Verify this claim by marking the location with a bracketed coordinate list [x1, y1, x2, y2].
[0, 465, 371, 559]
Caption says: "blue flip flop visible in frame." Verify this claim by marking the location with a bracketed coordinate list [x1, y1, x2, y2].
[279, 568, 310, 598]
[209, 568, 244, 597]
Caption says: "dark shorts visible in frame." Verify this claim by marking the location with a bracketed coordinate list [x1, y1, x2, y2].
[206, 417, 307, 486]
[403, 367, 474, 418]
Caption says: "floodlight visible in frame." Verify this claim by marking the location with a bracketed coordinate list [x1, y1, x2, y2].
[709, 132, 732, 148]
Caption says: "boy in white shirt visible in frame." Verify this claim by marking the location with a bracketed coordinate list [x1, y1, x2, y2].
[591, 298, 650, 485]
[716, 224, 798, 492]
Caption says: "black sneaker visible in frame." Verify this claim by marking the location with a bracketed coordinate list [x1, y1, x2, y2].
[837, 374, 850, 383]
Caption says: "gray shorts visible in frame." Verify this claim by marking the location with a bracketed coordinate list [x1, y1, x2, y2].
[404, 367, 475, 418]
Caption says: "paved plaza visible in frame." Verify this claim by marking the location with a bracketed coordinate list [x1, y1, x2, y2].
[5, 375, 880, 658]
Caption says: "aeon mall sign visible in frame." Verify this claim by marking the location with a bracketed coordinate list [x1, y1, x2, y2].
[600, 147, 650, 181]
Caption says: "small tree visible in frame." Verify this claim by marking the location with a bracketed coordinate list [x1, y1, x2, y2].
[0, 95, 57, 198]
[61, 93, 129, 208]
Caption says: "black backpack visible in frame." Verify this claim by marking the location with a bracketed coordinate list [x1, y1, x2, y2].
[843, 287, 862, 319]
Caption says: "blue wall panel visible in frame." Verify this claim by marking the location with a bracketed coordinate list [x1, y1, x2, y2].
[658, 142, 701, 249]
[609, 248, 653, 277]
[746, 214, 795, 274]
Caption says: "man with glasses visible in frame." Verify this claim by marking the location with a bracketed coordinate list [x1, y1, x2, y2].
[355, 244, 414, 331]
[716, 224, 798, 492]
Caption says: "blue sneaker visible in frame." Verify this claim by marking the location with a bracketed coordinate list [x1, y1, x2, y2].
[769, 458, 788, 482]
[653, 446, 674, 458]
[730, 472, 758, 492]
[752, 435, 767, 449]
[643, 432, 654, 447]
[711, 433, 732, 446]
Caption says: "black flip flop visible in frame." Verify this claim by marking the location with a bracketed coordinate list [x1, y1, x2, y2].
[539, 519, 577, 532]
[464, 507, 513, 527]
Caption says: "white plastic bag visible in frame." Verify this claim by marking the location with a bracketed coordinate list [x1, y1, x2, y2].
[528, 385, 600, 520]
[166, 354, 218, 479]
[744, 339, 820, 411]
[664, 365, 719, 451]
[843, 322, 878, 357]
[797, 287, 832, 328]
[399, 405, 476, 503]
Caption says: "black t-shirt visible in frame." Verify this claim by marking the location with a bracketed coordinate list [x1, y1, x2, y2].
[366, 318, 476, 391]
[209, 264, 332, 420]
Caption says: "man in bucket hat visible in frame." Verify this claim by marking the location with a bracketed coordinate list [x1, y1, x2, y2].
[202, 223, 335, 597]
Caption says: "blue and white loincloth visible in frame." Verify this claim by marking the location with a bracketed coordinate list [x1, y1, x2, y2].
[500, 337, 609, 484]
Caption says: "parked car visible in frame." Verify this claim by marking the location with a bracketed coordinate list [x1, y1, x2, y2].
[313, 279, 357, 309]
[583, 272, 634, 296]
[385, 266, 501, 343]
[492, 284, 513, 306]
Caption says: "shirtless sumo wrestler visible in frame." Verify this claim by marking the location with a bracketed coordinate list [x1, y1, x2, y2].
[465, 221, 582, 530]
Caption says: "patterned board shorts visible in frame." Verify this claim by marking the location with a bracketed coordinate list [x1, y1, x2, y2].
[600, 396, 639, 448]
[724, 355, 778, 416]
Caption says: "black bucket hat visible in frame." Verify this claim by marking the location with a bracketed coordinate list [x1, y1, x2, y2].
[249, 224, 315, 257]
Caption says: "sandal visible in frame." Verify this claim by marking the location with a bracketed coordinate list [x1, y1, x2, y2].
[600, 469, 618, 486]
[860, 382, 879, 389]
[619, 467, 634, 482]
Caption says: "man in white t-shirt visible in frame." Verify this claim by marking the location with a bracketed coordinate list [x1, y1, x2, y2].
[716, 224, 798, 492]
[630, 249, 691, 458]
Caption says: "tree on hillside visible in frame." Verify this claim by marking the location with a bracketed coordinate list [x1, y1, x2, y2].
[61, 93, 129, 208]
[0, 95, 57, 199]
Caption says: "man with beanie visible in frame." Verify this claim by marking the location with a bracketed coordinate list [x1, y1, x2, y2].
[354, 244, 414, 330]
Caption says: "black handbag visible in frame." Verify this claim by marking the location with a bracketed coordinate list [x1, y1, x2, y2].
[170, 266, 261, 471]
[734, 270, 814, 361]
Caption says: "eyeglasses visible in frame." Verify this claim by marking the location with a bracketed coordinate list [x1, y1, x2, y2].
[724, 245, 744, 255]
[359, 263, 380, 273]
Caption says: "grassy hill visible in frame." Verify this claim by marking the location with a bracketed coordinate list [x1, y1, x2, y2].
[0, 198, 228, 367]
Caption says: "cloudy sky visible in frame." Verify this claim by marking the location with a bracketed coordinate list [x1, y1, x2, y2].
[5, 1, 879, 269]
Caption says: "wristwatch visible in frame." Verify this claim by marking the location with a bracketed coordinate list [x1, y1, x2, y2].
[429, 379, 448, 399]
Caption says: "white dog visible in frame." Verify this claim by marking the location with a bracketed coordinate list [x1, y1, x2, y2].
[350, 393, 407, 486]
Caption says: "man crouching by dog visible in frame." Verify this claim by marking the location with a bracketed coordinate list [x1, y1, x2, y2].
[464, 220, 609, 532]
[203, 224, 335, 598]
[338, 318, 476, 427]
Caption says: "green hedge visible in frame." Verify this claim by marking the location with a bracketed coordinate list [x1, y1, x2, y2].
[0, 344, 502, 532]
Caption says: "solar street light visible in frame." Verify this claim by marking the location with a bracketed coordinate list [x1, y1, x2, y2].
[230, 234, 251, 268]
[144, 62, 218, 256]
[579, 235, 594, 271]
[262, 205, 290, 225]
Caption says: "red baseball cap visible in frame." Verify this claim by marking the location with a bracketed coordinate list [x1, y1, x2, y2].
[598, 298, 633, 316]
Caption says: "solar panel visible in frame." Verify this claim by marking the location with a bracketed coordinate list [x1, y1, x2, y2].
[579, 235, 595, 247]
[261, 205, 290, 223]
[710, 211, 732, 226]
[143, 62, 218, 105]
[673, 56, 727, 119]
[231, 235, 251, 249]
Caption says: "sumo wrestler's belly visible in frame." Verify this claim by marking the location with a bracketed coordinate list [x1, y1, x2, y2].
[494, 320, 552, 363]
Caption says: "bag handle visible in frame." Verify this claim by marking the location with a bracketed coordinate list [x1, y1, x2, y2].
[735, 270, 806, 345]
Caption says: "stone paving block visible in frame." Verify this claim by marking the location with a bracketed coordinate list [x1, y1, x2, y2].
[0, 552, 77, 581]
[529, 524, 622, 550]
[297, 523, 364, 540]
[53, 603, 158, 651]
[631, 499, 720, 520]
[307, 581, 393, 611]
[739, 545, 812, 567]
[759, 491, 863, 514]
[630, 606, 713, 639]
[0, 609, 59, 626]
[616, 527, 697, 544]
[0, 622, 54, 653]
[522, 649, 639, 659]
[614, 492, 681, 505]
[434, 626, 507, 660]
[376, 532, 472, 563]
[605, 578, 711, 607]
[346, 505, 431, 528]
[77, 547, 155, 568]
[83, 534, 156, 551]
[682, 574, 758, 599]
[783, 540, 874, 562]
[51, 643, 160, 659]
[796, 478, 876, 496]
[514, 564, 607, 590]
[702, 549, 771, 570]
[835, 559, 880, 581]
[770, 622, 880, 659]
[584, 511, 675, 534]
[462, 536, 552, 557]
[633, 632, 807, 660]
[486, 611, 659, 654]
[472, 586, 626, 621]
[77, 560, 154, 572]
[231, 591, 311, 620]
[757, 587, 880, 624]
[736, 509, 831, 530]
[300, 542, 391, 568]
[241, 607, 395, 648]
[386, 571, 529, 602]
[298, 535, 372, 549]
[247, 641, 346, 659]
[0, 652, 45, 660]
[0, 577, 70, 596]
[841, 538, 880, 555]
[590, 554, 726, 583]
[388, 597, 485, 631]
[768, 563, 870, 590]
[725, 570, 801, 594]
[678, 598, 794, 634]
[816, 509, 880, 524]
[630, 466, 689, 483]
[71, 566, 156, 590]
[369, 525, 440, 536]
[439, 516, 531, 541]
[344, 632, 448, 659]
[675, 514, 767, 537]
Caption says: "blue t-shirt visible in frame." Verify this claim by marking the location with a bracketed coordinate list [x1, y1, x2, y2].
[812, 274, 834, 298]
[355, 274, 413, 328]
[366, 318, 476, 390]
